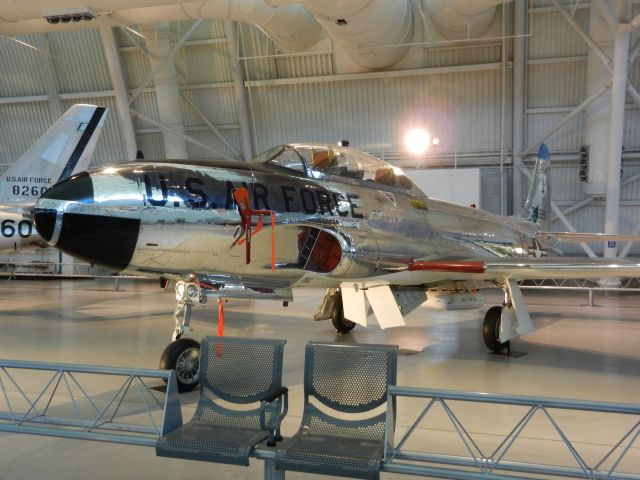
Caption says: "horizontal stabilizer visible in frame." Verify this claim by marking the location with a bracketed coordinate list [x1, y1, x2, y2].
[540, 232, 640, 243]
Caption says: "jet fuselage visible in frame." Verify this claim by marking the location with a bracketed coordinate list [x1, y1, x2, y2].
[33, 145, 543, 291]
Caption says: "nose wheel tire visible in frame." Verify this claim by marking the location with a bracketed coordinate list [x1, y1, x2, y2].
[160, 338, 201, 392]
[483, 305, 509, 353]
[331, 293, 356, 334]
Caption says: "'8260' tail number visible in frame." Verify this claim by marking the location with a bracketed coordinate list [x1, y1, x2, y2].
[12, 185, 48, 196]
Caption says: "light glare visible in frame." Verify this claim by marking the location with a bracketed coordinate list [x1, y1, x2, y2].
[405, 129, 430, 155]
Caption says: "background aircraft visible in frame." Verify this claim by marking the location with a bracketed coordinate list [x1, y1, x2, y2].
[33, 143, 640, 391]
[0, 104, 106, 251]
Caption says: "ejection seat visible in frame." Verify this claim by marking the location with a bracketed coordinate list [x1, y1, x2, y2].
[374, 167, 396, 186]
[275, 342, 398, 479]
[312, 150, 332, 170]
[156, 336, 288, 465]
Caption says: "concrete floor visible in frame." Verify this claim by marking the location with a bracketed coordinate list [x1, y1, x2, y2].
[0, 279, 638, 479]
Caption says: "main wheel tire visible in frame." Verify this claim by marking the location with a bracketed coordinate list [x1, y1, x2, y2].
[159, 338, 201, 392]
[331, 293, 356, 334]
[483, 306, 508, 353]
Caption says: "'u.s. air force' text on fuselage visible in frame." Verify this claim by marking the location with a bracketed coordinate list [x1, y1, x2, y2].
[141, 170, 366, 219]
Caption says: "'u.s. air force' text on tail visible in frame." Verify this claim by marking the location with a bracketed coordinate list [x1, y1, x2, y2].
[0, 104, 106, 251]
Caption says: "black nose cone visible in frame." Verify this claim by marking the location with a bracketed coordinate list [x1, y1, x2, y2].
[34, 172, 94, 245]
[33, 209, 57, 243]
[56, 213, 140, 271]
[34, 171, 140, 271]
[41, 171, 95, 203]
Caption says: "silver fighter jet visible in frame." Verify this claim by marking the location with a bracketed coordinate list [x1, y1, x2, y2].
[33, 143, 640, 391]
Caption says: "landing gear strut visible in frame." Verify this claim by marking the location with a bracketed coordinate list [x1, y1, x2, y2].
[482, 305, 509, 353]
[160, 281, 203, 392]
[172, 281, 202, 341]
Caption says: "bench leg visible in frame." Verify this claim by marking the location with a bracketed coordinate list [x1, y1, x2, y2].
[264, 459, 284, 480]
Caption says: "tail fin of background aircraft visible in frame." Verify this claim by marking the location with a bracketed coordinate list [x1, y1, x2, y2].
[0, 104, 107, 205]
[520, 143, 551, 229]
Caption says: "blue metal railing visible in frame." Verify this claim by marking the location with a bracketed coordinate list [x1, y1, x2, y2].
[0, 359, 183, 446]
[384, 386, 640, 480]
[1, 358, 638, 480]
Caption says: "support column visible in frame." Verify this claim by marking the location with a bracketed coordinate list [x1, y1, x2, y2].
[499, 3, 508, 216]
[98, 17, 137, 161]
[604, 1, 631, 258]
[226, 21, 254, 161]
[582, 5, 614, 197]
[512, 0, 526, 214]
[142, 22, 189, 159]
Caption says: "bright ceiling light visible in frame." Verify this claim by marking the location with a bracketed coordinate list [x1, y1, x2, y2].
[431, 137, 440, 146]
[405, 128, 430, 155]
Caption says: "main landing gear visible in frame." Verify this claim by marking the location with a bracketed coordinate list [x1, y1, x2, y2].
[481, 281, 536, 354]
[315, 288, 356, 334]
[159, 281, 203, 392]
[482, 305, 509, 353]
[331, 291, 356, 334]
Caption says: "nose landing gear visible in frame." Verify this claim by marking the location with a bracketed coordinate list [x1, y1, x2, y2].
[159, 338, 200, 392]
[159, 281, 203, 392]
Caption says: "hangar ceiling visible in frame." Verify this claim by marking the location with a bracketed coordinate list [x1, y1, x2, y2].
[0, 0, 639, 257]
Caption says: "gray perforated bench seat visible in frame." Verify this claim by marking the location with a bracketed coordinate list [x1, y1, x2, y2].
[156, 336, 288, 466]
[156, 420, 272, 464]
[275, 342, 398, 480]
[276, 432, 386, 478]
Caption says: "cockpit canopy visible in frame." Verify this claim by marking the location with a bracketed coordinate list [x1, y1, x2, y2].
[250, 144, 421, 195]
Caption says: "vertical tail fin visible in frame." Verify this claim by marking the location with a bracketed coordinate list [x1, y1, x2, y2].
[520, 143, 551, 229]
[0, 104, 107, 205]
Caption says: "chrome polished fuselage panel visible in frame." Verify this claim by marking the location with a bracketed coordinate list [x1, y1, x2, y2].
[34, 146, 543, 290]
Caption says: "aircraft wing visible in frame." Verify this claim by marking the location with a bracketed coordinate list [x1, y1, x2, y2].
[406, 258, 640, 281]
[539, 232, 640, 243]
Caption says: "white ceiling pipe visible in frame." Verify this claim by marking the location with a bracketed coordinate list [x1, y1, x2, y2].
[0, 0, 173, 19]
[294, 0, 510, 69]
[0, 0, 323, 53]
[299, 0, 414, 69]
[424, 0, 512, 40]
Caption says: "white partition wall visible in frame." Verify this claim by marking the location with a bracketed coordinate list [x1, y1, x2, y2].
[407, 168, 481, 208]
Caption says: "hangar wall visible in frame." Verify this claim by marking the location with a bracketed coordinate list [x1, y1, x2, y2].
[0, 0, 638, 257]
